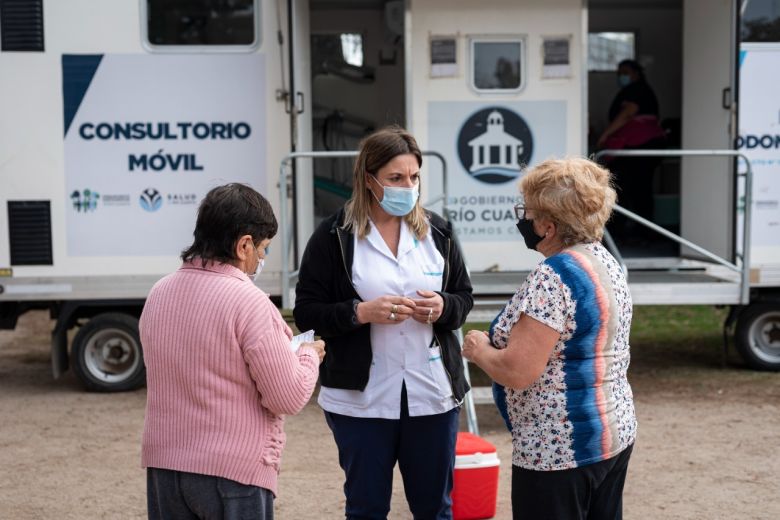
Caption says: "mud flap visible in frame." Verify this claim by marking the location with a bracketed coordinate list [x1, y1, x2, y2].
[51, 323, 69, 378]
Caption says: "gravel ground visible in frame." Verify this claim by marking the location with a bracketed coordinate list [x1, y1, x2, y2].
[1, 310, 779, 519]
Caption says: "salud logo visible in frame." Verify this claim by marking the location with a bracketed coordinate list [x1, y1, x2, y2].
[139, 188, 163, 212]
[457, 107, 533, 184]
[70, 189, 100, 212]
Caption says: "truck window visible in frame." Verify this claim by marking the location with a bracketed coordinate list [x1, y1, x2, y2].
[588, 32, 635, 72]
[470, 38, 524, 92]
[145, 0, 259, 47]
[742, 0, 780, 42]
[311, 32, 364, 68]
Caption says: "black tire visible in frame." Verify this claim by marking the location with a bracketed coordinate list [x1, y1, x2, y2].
[71, 313, 146, 392]
[735, 304, 780, 371]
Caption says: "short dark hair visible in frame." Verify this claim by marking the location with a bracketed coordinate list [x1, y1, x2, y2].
[181, 183, 278, 264]
[618, 59, 645, 80]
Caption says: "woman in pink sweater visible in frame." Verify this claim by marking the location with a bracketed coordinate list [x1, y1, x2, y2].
[140, 183, 324, 520]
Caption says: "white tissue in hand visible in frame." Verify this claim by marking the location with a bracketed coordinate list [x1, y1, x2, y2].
[290, 329, 315, 352]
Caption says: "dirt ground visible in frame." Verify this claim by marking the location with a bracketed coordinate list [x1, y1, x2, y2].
[1, 311, 779, 519]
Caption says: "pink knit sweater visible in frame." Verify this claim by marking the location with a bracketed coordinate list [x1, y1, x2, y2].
[139, 260, 319, 496]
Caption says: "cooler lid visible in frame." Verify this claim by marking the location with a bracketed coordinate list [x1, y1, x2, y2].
[455, 451, 500, 469]
[455, 432, 497, 456]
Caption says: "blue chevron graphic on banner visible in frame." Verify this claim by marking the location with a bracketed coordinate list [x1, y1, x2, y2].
[62, 54, 103, 137]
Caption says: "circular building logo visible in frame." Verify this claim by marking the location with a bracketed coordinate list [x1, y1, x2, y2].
[139, 188, 163, 212]
[457, 107, 533, 184]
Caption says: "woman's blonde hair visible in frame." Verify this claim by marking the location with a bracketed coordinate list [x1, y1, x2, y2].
[344, 126, 429, 240]
[519, 157, 616, 247]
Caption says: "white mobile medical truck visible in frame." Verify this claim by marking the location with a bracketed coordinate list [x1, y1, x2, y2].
[1, 0, 779, 391]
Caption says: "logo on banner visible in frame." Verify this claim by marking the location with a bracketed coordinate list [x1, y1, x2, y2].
[139, 188, 163, 212]
[457, 107, 533, 184]
[70, 189, 100, 212]
[103, 194, 131, 207]
[167, 193, 198, 205]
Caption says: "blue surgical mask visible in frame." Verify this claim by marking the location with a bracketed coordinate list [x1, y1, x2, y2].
[369, 175, 419, 217]
[618, 74, 632, 87]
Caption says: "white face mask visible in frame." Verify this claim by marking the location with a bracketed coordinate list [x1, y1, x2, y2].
[250, 245, 264, 281]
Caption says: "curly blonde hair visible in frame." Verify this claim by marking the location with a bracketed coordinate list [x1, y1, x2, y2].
[519, 157, 616, 247]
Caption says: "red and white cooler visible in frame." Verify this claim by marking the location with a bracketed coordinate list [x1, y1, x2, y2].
[451, 432, 501, 520]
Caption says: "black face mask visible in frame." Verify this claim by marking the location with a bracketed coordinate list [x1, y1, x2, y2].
[516, 218, 544, 250]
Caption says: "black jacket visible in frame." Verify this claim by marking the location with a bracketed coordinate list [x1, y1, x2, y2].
[293, 209, 473, 404]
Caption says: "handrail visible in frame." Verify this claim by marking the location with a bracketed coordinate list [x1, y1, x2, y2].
[594, 149, 753, 304]
[279, 150, 449, 309]
[602, 229, 628, 277]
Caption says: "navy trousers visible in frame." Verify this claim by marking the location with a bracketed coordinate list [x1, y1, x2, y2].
[324, 386, 460, 520]
[147, 468, 274, 520]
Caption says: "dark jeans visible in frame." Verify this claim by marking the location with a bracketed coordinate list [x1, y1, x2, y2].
[511, 444, 634, 520]
[147, 468, 274, 520]
[324, 385, 460, 520]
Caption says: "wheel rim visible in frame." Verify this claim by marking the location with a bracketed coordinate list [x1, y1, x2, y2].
[83, 328, 141, 383]
[747, 310, 780, 364]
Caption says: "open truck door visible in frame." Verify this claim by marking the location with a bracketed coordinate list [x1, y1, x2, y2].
[680, 0, 739, 263]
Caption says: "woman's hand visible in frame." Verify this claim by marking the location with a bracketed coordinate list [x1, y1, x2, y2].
[411, 290, 444, 325]
[356, 295, 416, 325]
[302, 340, 326, 362]
[462, 330, 491, 363]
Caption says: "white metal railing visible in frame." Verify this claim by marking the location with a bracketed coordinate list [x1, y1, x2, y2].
[594, 149, 754, 305]
[279, 151, 358, 309]
[602, 228, 627, 276]
[278, 148, 754, 436]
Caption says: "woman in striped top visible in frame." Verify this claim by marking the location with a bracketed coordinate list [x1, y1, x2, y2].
[462, 158, 636, 520]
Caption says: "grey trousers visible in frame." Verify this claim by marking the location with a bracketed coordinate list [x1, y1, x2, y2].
[147, 468, 274, 520]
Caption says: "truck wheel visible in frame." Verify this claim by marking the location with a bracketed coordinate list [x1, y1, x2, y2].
[71, 313, 146, 392]
[735, 304, 780, 371]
